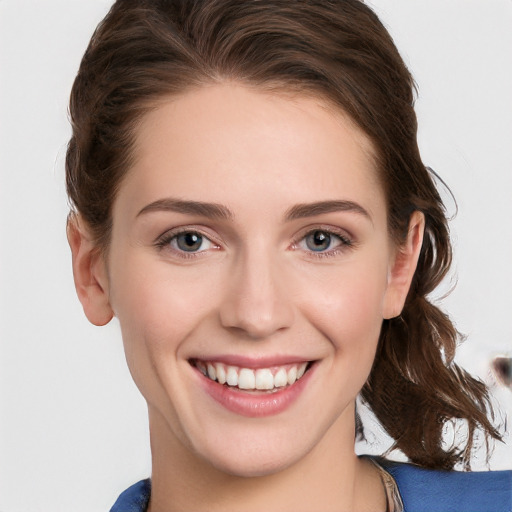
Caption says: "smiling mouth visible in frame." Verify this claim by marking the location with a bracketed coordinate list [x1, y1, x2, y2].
[190, 359, 313, 393]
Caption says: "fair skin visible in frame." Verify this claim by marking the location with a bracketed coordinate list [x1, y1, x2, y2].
[68, 83, 424, 511]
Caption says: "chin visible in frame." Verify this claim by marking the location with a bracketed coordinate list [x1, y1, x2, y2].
[203, 442, 304, 478]
[186, 416, 324, 479]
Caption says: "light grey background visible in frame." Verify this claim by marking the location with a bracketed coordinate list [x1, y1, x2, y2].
[1, 1, 511, 510]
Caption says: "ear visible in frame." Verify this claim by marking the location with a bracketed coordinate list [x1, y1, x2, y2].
[383, 211, 425, 319]
[67, 215, 114, 326]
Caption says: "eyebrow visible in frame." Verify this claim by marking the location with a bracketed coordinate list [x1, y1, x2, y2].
[284, 200, 371, 222]
[137, 198, 371, 222]
[137, 198, 234, 220]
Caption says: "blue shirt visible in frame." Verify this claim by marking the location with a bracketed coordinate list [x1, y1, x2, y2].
[110, 461, 512, 512]
[379, 460, 512, 512]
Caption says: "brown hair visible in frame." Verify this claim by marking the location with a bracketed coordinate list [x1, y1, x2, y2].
[66, 0, 501, 469]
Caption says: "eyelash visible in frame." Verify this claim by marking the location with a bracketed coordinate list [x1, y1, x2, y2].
[154, 226, 354, 260]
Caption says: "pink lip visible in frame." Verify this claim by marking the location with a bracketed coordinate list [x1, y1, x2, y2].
[193, 361, 316, 418]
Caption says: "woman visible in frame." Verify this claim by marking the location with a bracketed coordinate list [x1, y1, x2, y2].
[66, 0, 511, 510]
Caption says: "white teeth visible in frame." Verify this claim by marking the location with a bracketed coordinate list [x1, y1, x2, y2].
[226, 366, 238, 387]
[207, 363, 216, 381]
[287, 366, 297, 385]
[296, 362, 307, 379]
[274, 368, 288, 388]
[215, 363, 226, 384]
[196, 360, 310, 390]
[238, 368, 256, 390]
[255, 368, 274, 390]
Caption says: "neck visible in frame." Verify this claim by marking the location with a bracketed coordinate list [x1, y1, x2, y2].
[147, 405, 386, 512]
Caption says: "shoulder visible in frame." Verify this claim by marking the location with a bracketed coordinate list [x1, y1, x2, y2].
[378, 459, 512, 512]
[109, 479, 151, 512]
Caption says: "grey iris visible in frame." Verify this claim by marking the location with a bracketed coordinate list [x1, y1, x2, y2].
[305, 231, 331, 251]
[177, 232, 202, 252]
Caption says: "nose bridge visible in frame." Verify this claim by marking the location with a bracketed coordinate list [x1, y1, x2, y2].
[219, 242, 294, 338]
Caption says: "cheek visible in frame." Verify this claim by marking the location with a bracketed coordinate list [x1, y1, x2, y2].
[299, 262, 388, 355]
[112, 253, 213, 334]
[109, 255, 219, 384]
[292, 260, 390, 421]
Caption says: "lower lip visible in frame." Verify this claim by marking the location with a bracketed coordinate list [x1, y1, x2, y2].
[195, 364, 315, 418]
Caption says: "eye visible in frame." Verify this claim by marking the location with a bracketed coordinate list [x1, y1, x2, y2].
[304, 230, 335, 251]
[295, 229, 352, 255]
[156, 230, 217, 254]
[173, 232, 211, 252]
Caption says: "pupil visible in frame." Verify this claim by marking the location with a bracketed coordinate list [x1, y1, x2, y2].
[307, 231, 331, 251]
[177, 232, 202, 251]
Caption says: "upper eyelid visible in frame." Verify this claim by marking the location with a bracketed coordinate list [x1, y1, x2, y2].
[292, 225, 354, 244]
[156, 226, 220, 244]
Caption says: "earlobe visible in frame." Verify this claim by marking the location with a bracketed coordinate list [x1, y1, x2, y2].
[383, 211, 425, 319]
[67, 215, 114, 326]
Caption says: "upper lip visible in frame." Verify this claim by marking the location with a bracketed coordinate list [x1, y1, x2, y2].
[189, 354, 314, 369]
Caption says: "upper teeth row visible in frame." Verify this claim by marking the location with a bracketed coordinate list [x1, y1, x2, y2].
[196, 361, 308, 390]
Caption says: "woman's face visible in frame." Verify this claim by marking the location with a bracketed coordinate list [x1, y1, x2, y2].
[75, 83, 421, 477]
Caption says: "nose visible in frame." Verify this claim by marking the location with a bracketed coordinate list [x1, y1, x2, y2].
[219, 248, 294, 339]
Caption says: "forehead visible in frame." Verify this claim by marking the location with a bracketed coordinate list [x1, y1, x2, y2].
[118, 83, 385, 223]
